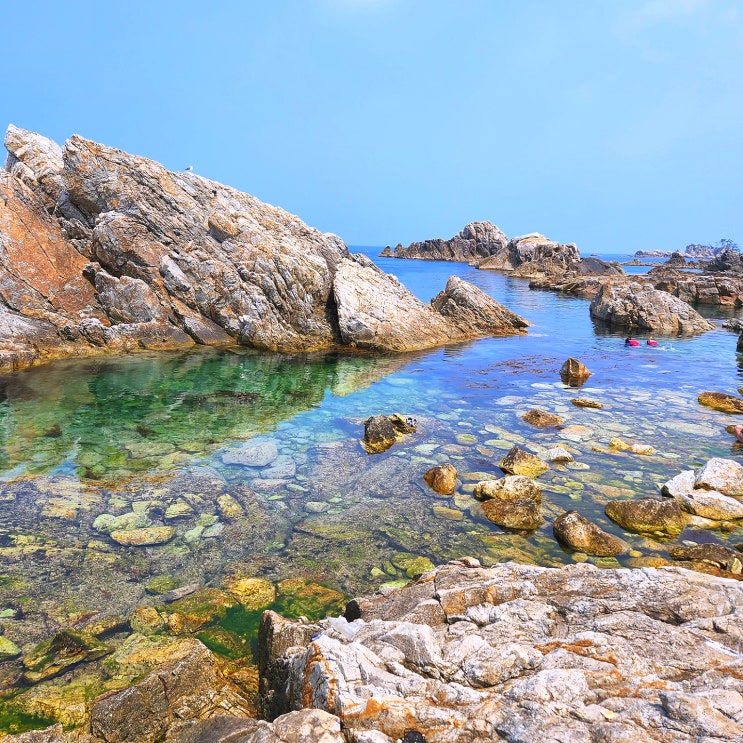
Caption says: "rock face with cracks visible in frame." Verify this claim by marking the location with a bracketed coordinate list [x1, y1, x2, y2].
[260, 559, 743, 743]
[0, 126, 527, 370]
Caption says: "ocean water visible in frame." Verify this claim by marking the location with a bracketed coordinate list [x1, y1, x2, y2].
[0, 248, 741, 729]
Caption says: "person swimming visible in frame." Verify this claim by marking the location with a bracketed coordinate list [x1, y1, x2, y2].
[625, 338, 639, 347]
[647, 337, 658, 346]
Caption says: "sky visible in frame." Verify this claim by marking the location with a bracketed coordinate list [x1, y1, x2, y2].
[3, 0, 742, 253]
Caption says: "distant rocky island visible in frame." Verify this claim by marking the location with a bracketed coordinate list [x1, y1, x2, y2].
[0, 126, 528, 372]
[635, 239, 739, 260]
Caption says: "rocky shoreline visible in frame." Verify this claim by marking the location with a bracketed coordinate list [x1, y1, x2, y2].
[0, 126, 528, 372]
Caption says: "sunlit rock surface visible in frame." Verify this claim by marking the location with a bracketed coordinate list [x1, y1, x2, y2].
[0, 126, 527, 370]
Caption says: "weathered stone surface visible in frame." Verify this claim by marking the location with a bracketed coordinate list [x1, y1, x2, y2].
[261, 560, 743, 743]
[544, 446, 574, 463]
[223, 576, 276, 610]
[521, 408, 563, 427]
[698, 391, 743, 414]
[589, 282, 714, 334]
[498, 446, 548, 477]
[559, 358, 591, 386]
[89, 641, 254, 743]
[22, 630, 110, 683]
[0, 127, 528, 370]
[221, 439, 279, 467]
[478, 233, 580, 277]
[694, 457, 743, 496]
[553, 511, 627, 556]
[605, 497, 688, 536]
[169, 709, 345, 743]
[472, 475, 542, 502]
[423, 463, 458, 496]
[481, 498, 543, 531]
[109, 526, 175, 546]
[429, 276, 529, 337]
[668, 542, 743, 570]
[677, 491, 743, 521]
[381, 221, 509, 262]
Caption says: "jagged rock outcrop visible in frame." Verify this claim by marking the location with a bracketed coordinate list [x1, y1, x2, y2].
[260, 559, 743, 743]
[705, 248, 743, 275]
[380, 221, 509, 262]
[589, 282, 715, 334]
[0, 126, 528, 370]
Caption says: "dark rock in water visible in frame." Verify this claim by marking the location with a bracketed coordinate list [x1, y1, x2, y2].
[666, 251, 687, 267]
[560, 358, 591, 387]
[605, 497, 687, 536]
[521, 408, 563, 427]
[362, 415, 398, 454]
[704, 248, 743, 275]
[722, 317, 743, 333]
[42, 424, 61, 438]
[698, 391, 743, 414]
[423, 463, 458, 495]
[481, 497, 543, 531]
[668, 542, 742, 570]
[553, 511, 627, 556]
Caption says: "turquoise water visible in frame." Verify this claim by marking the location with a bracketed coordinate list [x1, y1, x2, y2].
[0, 251, 741, 721]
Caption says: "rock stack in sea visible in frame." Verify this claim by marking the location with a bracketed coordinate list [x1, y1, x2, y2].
[0, 125, 528, 371]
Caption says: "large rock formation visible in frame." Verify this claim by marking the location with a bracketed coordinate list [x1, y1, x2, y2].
[0, 126, 528, 370]
[589, 282, 715, 334]
[380, 221, 509, 262]
[260, 559, 743, 743]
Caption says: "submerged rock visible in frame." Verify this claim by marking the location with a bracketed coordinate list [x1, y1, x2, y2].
[605, 497, 687, 536]
[570, 397, 604, 409]
[521, 409, 563, 427]
[109, 526, 175, 546]
[553, 511, 627, 556]
[23, 630, 110, 683]
[423, 463, 458, 496]
[472, 475, 542, 502]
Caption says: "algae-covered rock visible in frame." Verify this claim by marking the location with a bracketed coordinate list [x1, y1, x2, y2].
[390, 553, 435, 578]
[481, 498, 543, 531]
[553, 511, 627, 557]
[432, 505, 464, 521]
[473, 475, 542, 502]
[109, 526, 175, 546]
[223, 577, 276, 610]
[521, 409, 563, 427]
[145, 575, 179, 595]
[0, 635, 21, 661]
[499, 446, 548, 477]
[22, 630, 111, 683]
[217, 493, 244, 520]
[275, 579, 346, 621]
[92, 511, 149, 534]
[423, 463, 458, 495]
[129, 606, 167, 635]
[605, 498, 687, 536]
[698, 391, 743, 414]
[164, 588, 240, 634]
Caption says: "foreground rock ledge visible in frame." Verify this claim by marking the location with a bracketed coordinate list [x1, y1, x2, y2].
[260, 559, 743, 743]
[0, 125, 527, 370]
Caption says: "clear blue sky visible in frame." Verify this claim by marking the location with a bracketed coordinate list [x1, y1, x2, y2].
[4, 0, 741, 253]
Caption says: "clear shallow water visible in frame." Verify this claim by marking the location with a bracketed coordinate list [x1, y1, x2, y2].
[0, 249, 742, 726]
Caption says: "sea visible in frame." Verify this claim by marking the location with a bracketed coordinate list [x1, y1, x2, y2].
[0, 247, 739, 730]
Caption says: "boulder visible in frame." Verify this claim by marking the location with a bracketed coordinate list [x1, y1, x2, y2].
[559, 358, 591, 386]
[479, 233, 580, 277]
[694, 457, 743, 496]
[605, 497, 687, 536]
[589, 282, 714, 334]
[481, 498, 543, 531]
[553, 511, 627, 556]
[676, 491, 743, 521]
[260, 560, 743, 743]
[429, 276, 529, 336]
[498, 446, 549, 478]
[698, 392, 743, 414]
[668, 543, 743, 571]
[521, 409, 563, 427]
[423, 463, 458, 496]
[570, 397, 603, 409]
[362, 415, 398, 454]
[472, 475, 542, 502]
[544, 446, 574, 463]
